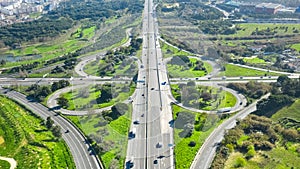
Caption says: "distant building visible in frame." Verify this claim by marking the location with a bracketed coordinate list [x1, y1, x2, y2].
[240, 4, 256, 14]
[277, 8, 295, 14]
[255, 3, 283, 14]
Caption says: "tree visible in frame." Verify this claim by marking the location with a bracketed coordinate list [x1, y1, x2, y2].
[51, 125, 62, 138]
[46, 117, 54, 129]
[234, 157, 246, 168]
[57, 96, 69, 108]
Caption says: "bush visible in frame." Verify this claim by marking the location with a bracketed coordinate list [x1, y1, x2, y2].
[234, 157, 246, 168]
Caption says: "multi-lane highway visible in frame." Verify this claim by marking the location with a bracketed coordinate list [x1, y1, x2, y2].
[0, 87, 103, 169]
[125, 0, 174, 168]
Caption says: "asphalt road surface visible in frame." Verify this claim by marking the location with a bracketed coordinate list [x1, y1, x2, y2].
[125, 0, 174, 168]
[190, 94, 270, 169]
[0, 87, 103, 169]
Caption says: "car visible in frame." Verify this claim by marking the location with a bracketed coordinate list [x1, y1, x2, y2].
[153, 159, 158, 164]
[240, 76, 243, 79]
[239, 102, 243, 105]
[126, 160, 134, 168]
[156, 142, 162, 148]
[65, 129, 69, 133]
[151, 88, 154, 90]
[142, 94, 144, 97]
[133, 120, 140, 125]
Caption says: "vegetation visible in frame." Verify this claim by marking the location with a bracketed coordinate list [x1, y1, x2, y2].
[0, 95, 75, 168]
[211, 114, 300, 169]
[160, 40, 193, 58]
[84, 38, 142, 77]
[219, 64, 281, 77]
[255, 75, 300, 118]
[24, 80, 70, 102]
[66, 104, 132, 169]
[172, 105, 229, 169]
[167, 56, 211, 78]
[227, 81, 271, 102]
[61, 83, 135, 110]
[171, 83, 236, 110]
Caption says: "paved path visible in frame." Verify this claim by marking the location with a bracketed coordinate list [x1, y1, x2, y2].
[0, 156, 17, 169]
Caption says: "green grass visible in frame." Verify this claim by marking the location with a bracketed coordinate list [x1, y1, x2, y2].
[62, 84, 135, 110]
[0, 159, 10, 169]
[220, 64, 281, 77]
[160, 40, 193, 58]
[173, 105, 226, 169]
[271, 99, 300, 122]
[65, 106, 132, 169]
[84, 58, 138, 77]
[167, 58, 212, 78]
[290, 43, 300, 52]
[171, 84, 237, 111]
[0, 95, 75, 169]
[225, 146, 300, 169]
[222, 23, 300, 38]
[243, 57, 266, 64]
[3, 39, 86, 68]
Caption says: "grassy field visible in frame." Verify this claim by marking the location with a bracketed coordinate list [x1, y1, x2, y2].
[224, 146, 300, 169]
[172, 105, 225, 169]
[0, 95, 75, 169]
[171, 84, 236, 110]
[0, 160, 10, 168]
[271, 99, 300, 122]
[290, 43, 300, 52]
[222, 23, 300, 38]
[84, 58, 138, 77]
[66, 106, 132, 169]
[62, 84, 135, 110]
[167, 58, 212, 78]
[160, 40, 193, 58]
[220, 64, 281, 77]
[243, 57, 266, 64]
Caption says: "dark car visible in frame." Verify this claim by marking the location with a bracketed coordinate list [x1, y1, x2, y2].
[133, 120, 140, 125]
[153, 159, 158, 164]
[126, 160, 134, 168]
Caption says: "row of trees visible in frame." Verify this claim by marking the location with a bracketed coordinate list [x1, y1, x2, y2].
[26, 80, 70, 101]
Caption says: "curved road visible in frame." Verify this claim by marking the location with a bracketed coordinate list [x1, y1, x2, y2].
[190, 93, 270, 169]
[0, 87, 103, 169]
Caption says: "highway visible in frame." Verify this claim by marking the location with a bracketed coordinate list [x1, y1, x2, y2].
[125, 0, 174, 168]
[0, 87, 103, 169]
[190, 93, 270, 169]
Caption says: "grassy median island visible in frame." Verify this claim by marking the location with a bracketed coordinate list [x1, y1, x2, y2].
[60, 83, 135, 110]
[0, 95, 75, 169]
[160, 39, 192, 58]
[171, 82, 236, 111]
[219, 64, 281, 77]
[66, 103, 132, 169]
[172, 105, 229, 169]
[167, 56, 212, 78]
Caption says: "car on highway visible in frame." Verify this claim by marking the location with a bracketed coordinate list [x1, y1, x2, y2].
[153, 159, 158, 164]
[129, 128, 136, 139]
[126, 160, 134, 168]
[133, 120, 140, 125]
[156, 142, 162, 148]
[151, 87, 154, 90]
